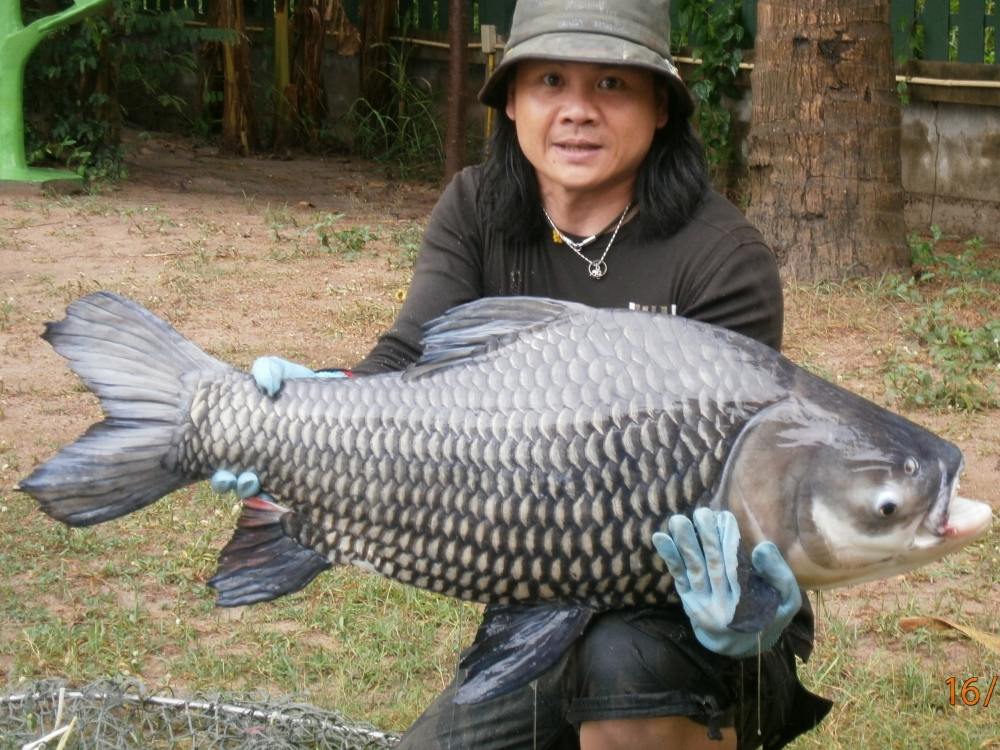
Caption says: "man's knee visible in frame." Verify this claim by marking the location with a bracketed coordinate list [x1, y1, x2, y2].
[580, 716, 736, 750]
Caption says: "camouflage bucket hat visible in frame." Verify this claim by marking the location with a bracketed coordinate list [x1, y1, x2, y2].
[478, 0, 693, 113]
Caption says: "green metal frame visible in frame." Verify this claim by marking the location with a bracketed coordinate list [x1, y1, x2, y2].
[0, 0, 111, 183]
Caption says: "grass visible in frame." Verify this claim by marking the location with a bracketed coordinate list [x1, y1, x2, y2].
[312, 214, 378, 258]
[0, 299, 15, 331]
[881, 232, 999, 411]
[263, 206, 385, 261]
[784, 230, 999, 413]
[793, 593, 1000, 749]
[790, 529, 1000, 750]
[389, 222, 423, 273]
[55, 275, 105, 304]
[0, 486, 480, 730]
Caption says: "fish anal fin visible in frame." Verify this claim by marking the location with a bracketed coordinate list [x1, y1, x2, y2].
[208, 495, 330, 607]
[454, 603, 595, 705]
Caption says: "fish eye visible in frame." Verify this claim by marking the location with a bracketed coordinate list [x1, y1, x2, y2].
[903, 457, 919, 476]
[878, 501, 898, 517]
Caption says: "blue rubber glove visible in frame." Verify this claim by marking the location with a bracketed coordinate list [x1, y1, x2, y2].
[251, 356, 350, 397]
[211, 469, 264, 499]
[651, 507, 801, 658]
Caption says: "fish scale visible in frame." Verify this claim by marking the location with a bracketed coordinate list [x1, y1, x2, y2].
[172, 311, 763, 609]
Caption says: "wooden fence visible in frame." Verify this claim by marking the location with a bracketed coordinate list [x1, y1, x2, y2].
[145, 0, 998, 65]
[891, 0, 997, 63]
[383, 0, 999, 65]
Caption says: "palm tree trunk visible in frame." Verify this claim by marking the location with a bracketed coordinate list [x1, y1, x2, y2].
[443, 0, 467, 183]
[747, 0, 908, 281]
[359, 0, 394, 113]
[215, 0, 255, 155]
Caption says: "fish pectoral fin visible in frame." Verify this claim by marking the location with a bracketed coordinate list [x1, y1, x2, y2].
[454, 603, 595, 705]
[727, 566, 782, 634]
[207, 495, 330, 607]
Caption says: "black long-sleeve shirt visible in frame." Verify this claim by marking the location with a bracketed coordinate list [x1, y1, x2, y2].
[354, 165, 783, 375]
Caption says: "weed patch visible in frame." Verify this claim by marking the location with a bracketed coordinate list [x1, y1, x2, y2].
[313, 214, 377, 258]
[348, 40, 444, 180]
[882, 230, 1000, 411]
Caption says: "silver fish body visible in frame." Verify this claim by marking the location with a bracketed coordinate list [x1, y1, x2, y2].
[176, 305, 785, 609]
[23, 292, 994, 611]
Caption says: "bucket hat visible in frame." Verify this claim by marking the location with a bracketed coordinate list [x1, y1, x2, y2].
[478, 0, 693, 114]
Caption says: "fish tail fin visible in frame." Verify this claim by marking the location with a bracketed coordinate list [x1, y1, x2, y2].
[19, 292, 231, 527]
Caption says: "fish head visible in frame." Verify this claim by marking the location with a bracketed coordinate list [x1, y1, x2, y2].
[722, 383, 993, 590]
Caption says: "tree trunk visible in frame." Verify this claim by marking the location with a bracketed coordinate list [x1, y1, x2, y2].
[358, 0, 394, 112]
[443, 0, 467, 183]
[272, 0, 292, 151]
[746, 0, 908, 281]
[291, 0, 329, 150]
[215, 0, 255, 155]
[79, 2, 121, 146]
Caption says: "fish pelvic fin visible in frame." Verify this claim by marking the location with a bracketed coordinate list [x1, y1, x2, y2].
[455, 602, 595, 704]
[208, 495, 331, 606]
[19, 292, 231, 526]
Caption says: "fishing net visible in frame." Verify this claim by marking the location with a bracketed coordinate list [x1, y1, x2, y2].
[0, 677, 400, 749]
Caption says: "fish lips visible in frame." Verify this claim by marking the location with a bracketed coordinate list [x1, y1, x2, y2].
[921, 459, 959, 537]
[923, 496, 994, 542]
[915, 462, 992, 548]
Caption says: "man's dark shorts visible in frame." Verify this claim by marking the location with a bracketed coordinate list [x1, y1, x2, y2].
[399, 602, 831, 750]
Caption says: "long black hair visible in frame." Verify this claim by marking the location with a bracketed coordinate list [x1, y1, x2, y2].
[476, 81, 710, 242]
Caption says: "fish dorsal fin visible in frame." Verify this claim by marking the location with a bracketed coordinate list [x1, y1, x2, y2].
[454, 602, 595, 704]
[405, 297, 575, 380]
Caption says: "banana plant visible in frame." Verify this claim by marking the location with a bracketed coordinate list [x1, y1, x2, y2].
[0, 0, 110, 182]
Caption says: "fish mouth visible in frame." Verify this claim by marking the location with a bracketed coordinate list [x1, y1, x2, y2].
[914, 460, 993, 548]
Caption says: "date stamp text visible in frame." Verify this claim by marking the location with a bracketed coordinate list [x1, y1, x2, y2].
[945, 676, 997, 707]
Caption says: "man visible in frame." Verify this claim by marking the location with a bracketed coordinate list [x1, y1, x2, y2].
[221, 1, 832, 746]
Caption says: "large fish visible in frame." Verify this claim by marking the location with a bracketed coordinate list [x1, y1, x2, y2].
[20, 292, 993, 702]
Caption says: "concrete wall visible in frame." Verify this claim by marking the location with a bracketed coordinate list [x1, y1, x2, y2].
[902, 101, 1000, 241]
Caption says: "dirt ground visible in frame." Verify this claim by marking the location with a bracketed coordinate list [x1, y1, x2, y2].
[0, 132, 437, 465]
[0, 131, 997, 739]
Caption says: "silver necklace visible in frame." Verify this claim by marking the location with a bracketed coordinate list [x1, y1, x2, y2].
[543, 201, 631, 280]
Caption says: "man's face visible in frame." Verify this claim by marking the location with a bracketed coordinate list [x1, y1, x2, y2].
[505, 60, 668, 202]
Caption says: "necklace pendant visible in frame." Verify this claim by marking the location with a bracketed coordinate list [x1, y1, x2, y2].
[542, 200, 630, 283]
